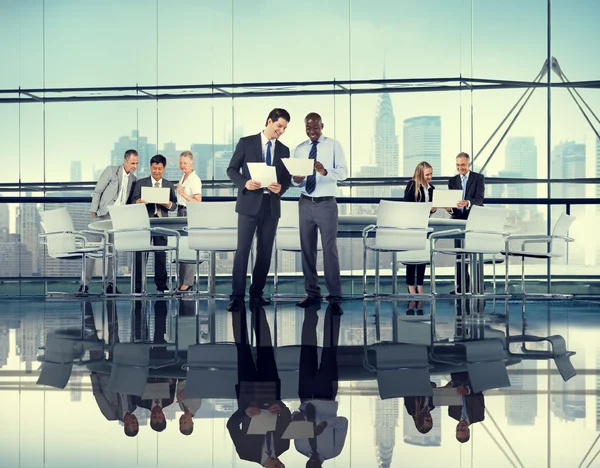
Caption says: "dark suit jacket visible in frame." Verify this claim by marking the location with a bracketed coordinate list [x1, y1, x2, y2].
[133, 379, 176, 411]
[448, 171, 485, 220]
[130, 176, 178, 218]
[448, 372, 485, 424]
[404, 396, 435, 417]
[227, 401, 292, 463]
[227, 133, 291, 218]
[404, 180, 435, 204]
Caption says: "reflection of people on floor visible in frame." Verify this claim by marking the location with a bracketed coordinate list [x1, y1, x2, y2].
[176, 379, 202, 435]
[294, 303, 347, 467]
[227, 302, 291, 467]
[446, 372, 485, 443]
[133, 378, 177, 432]
[406, 300, 424, 315]
[404, 381, 437, 434]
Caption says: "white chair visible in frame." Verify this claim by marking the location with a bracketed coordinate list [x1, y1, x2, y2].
[504, 212, 575, 295]
[507, 334, 576, 381]
[39, 208, 111, 293]
[462, 339, 511, 393]
[37, 335, 77, 389]
[167, 236, 209, 291]
[363, 201, 433, 297]
[273, 200, 322, 298]
[430, 205, 508, 295]
[108, 204, 180, 295]
[184, 343, 238, 399]
[185, 202, 238, 296]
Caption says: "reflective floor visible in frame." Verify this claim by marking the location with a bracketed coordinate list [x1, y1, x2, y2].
[1, 296, 599, 467]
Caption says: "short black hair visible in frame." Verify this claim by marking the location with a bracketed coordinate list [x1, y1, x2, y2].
[150, 154, 167, 167]
[124, 425, 139, 437]
[151, 419, 167, 432]
[124, 149, 138, 160]
[265, 108, 291, 126]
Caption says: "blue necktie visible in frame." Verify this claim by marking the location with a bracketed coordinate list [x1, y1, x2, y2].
[266, 433, 273, 457]
[305, 141, 319, 195]
[461, 175, 467, 212]
[266, 140, 272, 166]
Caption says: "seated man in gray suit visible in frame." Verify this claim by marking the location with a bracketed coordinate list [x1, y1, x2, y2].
[130, 154, 178, 293]
[85, 149, 139, 294]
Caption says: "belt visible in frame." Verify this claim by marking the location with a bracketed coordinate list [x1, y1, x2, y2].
[301, 194, 335, 203]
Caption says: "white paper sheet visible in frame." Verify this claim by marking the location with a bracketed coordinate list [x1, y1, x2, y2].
[432, 189, 463, 208]
[433, 387, 462, 406]
[247, 410, 277, 435]
[281, 421, 315, 439]
[141, 382, 170, 400]
[283, 158, 314, 176]
[247, 163, 277, 188]
[141, 186, 170, 204]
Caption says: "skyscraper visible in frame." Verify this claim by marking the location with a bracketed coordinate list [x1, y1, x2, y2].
[190, 143, 232, 182]
[70, 160, 82, 182]
[17, 200, 41, 275]
[403, 116, 441, 178]
[505, 360, 537, 426]
[505, 136, 538, 199]
[551, 140, 586, 199]
[373, 92, 399, 177]
[111, 130, 157, 179]
[372, 397, 399, 468]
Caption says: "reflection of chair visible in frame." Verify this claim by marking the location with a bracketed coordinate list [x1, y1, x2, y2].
[185, 202, 238, 296]
[109, 204, 180, 294]
[167, 236, 208, 290]
[363, 201, 432, 297]
[184, 343, 238, 399]
[369, 343, 433, 399]
[430, 205, 508, 295]
[37, 335, 77, 389]
[275, 345, 323, 399]
[273, 201, 321, 298]
[507, 334, 576, 381]
[39, 208, 110, 293]
[107, 344, 151, 396]
[462, 339, 511, 393]
[504, 213, 575, 295]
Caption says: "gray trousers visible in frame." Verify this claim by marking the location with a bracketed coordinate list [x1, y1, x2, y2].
[85, 214, 115, 285]
[299, 197, 343, 301]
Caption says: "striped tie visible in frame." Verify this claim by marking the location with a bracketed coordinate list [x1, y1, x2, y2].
[305, 141, 319, 194]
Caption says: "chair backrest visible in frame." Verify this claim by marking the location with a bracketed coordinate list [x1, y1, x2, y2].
[186, 202, 238, 251]
[39, 208, 76, 256]
[276, 201, 318, 251]
[374, 200, 432, 251]
[278, 201, 299, 229]
[109, 204, 151, 251]
[464, 205, 507, 253]
[550, 213, 575, 257]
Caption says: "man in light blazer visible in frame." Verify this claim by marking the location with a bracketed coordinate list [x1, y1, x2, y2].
[130, 154, 178, 293]
[85, 149, 139, 294]
[226, 108, 292, 312]
[447, 152, 485, 292]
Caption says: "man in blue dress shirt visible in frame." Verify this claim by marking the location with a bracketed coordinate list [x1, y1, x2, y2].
[292, 113, 348, 314]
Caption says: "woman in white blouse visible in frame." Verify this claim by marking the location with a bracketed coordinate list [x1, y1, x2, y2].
[176, 151, 202, 291]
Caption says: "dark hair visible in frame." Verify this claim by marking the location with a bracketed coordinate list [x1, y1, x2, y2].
[456, 152, 470, 161]
[150, 154, 167, 167]
[124, 149, 138, 160]
[151, 419, 167, 432]
[305, 112, 322, 123]
[457, 430, 470, 443]
[124, 425, 139, 437]
[265, 108, 291, 126]
[306, 457, 322, 468]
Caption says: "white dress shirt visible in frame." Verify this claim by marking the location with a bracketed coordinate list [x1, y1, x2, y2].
[176, 380, 202, 416]
[260, 131, 277, 164]
[177, 170, 202, 207]
[292, 136, 348, 197]
[461, 171, 471, 208]
[115, 168, 130, 206]
[294, 400, 348, 461]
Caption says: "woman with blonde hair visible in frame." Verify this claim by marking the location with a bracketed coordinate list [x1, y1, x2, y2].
[176, 151, 202, 291]
[403, 161, 436, 294]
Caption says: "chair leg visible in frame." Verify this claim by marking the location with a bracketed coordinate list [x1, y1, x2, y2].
[141, 253, 147, 295]
[460, 254, 467, 295]
[430, 250, 437, 295]
[375, 251, 380, 297]
[391, 252, 397, 295]
[101, 250, 107, 293]
[492, 260, 497, 294]
[362, 245, 368, 296]
[209, 251, 216, 296]
[81, 255, 87, 289]
[521, 256, 526, 295]
[194, 251, 200, 294]
[504, 254, 510, 295]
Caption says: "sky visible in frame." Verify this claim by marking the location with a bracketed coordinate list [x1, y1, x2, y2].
[0, 0, 599, 184]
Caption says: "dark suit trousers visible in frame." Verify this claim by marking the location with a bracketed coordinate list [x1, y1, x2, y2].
[231, 195, 278, 299]
[454, 238, 470, 292]
[135, 215, 168, 292]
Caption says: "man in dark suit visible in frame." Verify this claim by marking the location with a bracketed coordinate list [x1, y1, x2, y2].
[227, 302, 291, 467]
[130, 154, 178, 293]
[226, 108, 292, 312]
[447, 152, 485, 292]
[446, 372, 485, 443]
[132, 378, 177, 432]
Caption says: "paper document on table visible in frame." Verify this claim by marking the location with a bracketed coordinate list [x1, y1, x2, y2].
[433, 387, 462, 406]
[282, 421, 314, 439]
[247, 163, 277, 188]
[432, 189, 463, 208]
[141, 186, 169, 204]
[283, 158, 314, 176]
[247, 410, 277, 434]
[141, 382, 170, 400]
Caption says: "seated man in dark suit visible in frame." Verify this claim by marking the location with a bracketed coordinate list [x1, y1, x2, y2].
[446, 372, 485, 443]
[404, 381, 437, 435]
[227, 302, 291, 467]
[132, 378, 177, 433]
[130, 154, 178, 293]
[447, 152, 485, 292]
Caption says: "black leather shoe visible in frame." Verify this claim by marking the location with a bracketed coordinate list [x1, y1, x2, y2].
[297, 297, 321, 308]
[227, 300, 242, 312]
[251, 295, 271, 306]
[77, 285, 89, 294]
[106, 284, 121, 294]
[329, 302, 344, 315]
